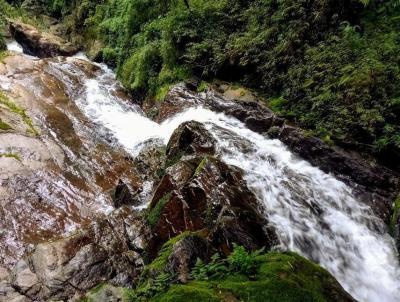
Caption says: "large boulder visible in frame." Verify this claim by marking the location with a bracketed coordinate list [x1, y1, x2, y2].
[145, 121, 277, 260]
[9, 21, 79, 58]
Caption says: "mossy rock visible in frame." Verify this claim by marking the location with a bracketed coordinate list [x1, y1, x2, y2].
[150, 252, 355, 302]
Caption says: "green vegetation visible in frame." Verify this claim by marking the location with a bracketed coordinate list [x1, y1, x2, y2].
[0, 90, 38, 135]
[147, 192, 172, 228]
[0, 118, 12, 130]
[153, 251, 349, 302]
[126, 240, 349, 302]
[0, 152, 21, 161]
[0, 50, 9, 62]
[197, 81, 208, 93]
[194, 156, 208, 176]
[8, 0, 399, 166]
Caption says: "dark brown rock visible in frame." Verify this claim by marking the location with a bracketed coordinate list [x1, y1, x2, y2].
[113, 179, 138, 208]
[166, 235, 211, 283]
[146, 154, 277, 261]
[9, 21, 79, 58]
[166, 121, 216, 162]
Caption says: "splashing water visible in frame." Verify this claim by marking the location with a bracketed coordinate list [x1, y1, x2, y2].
[6, 40, 24, 53]
[49, 56, 400, 302]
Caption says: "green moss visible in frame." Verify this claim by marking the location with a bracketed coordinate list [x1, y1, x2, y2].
[147, 231, 191, 274]
[155, 85, 172, 102]
[390, 195, 400, 235]
[147, 192, 172, 228]
[194, 157, 208, 177]
[89, 283, 105, 295]
[0, 119, 12, 130]
[0, 50, 8, 62]
[197, 81, 208, 93]
[151, 252, 349, 302]
[0, 90, 38, 136]
[0, 152, 21, 161]
[150, 283, 219, 302]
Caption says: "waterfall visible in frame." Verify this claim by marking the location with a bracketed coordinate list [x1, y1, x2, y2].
[6, 40, 24, 53]
[71, 68, 400, 301]
[7, 38, 398, 301]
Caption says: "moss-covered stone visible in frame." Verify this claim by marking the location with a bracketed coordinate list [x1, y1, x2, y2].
[148, 252, 354, 302]
[151, 283, 219, 302]
[0, 90, 38, 135]
[147, 192, 172, 228]
[146, 231, 193, 274]
[0, 118, 12, 130]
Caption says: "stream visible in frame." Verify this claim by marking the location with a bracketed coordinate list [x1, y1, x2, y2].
[4, 40, 400, 302]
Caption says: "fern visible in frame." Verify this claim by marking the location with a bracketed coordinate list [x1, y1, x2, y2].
[228, 244, 264, 275]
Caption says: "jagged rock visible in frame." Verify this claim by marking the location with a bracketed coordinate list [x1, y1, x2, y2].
[166, 235, 210, 283]
[9, 21, 79, 58]
[112, 179, 138, 208]
[210, 97, 284, 133]
[0, 54, 141, 268]
[145, 122, 277, 260]
[166, 121, 216, 161]
[0, 281, 30, 302]
[8, 207, 145, 301]
[133, 142, 166, 182]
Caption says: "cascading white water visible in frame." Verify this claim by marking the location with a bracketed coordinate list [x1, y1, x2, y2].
[6, 40, 24, 53]
[44, 54, 400, 302]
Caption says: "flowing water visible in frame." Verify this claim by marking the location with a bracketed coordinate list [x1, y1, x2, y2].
[5, 41, 400, 301]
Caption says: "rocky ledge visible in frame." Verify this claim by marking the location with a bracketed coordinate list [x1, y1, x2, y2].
[8, 20, 79, 58]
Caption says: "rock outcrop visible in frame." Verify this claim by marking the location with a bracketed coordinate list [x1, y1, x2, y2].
[0, 53, 141, 268]
[155, 83, 400, 225]
[3, 207, 145, 301]
[145, 121, 277, 260]
[8, 21, 79, 58]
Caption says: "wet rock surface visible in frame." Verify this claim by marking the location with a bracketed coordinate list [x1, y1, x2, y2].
[146, 121, 277, 260]
[3, 207, 145, 302]
[166, 121, 216, 160]
[0, 53, 141, 268]
[156, 83, 400, 224]
[9, 21, 79, 58]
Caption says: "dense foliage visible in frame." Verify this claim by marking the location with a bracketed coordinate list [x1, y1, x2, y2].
[3, 0, 400, 166]
[121, 236, 349, 302]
